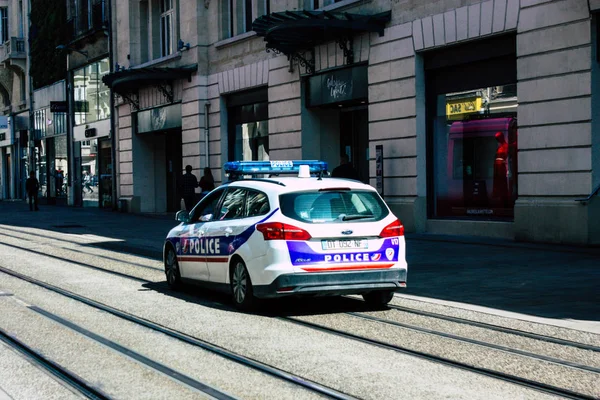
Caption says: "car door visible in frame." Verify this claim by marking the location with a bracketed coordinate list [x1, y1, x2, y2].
[204, 187, 248, 283]
[178, 188, 225, 282]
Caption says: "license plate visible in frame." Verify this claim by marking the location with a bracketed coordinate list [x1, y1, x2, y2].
[321, 239, 368, 250]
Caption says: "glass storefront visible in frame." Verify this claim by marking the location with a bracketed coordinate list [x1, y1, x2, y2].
[227, 90, 269, 161]
[431, 85, 518, 219]
[73, 58, 111, 125]
[426, 35, 517, 220]
[73, 57, 112, 208]
[80, 138, 99, 206]
[79, 137, 112, 208]
[34, 108, 68, 204]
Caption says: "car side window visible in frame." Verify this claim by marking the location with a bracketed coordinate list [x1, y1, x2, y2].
[245, 190, 269, 217]
[189, 189, 225, 223]
[218, 188, 246, 221]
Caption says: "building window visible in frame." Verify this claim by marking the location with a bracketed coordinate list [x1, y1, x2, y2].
[227, 89, 269, 162]
[0, 8, 8, 43]
[34, 109, 48, 138]
[257, 0, 269, 18]
[160, 0, 175, 57]
[223, 0, 256, 39]
[18, 1, 24, 37]
[426, 36, 518, 220]
[73, 58, 111, 125]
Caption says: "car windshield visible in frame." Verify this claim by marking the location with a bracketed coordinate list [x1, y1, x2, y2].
[279, 190, 389, 223]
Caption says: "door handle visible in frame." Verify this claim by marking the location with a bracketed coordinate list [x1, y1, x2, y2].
[224, 227, 233, 236]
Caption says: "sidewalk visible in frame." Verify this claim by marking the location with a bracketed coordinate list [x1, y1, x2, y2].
[1, 201, 599, 329]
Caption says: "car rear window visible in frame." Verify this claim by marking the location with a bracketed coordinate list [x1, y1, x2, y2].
[279, 190, 389, 223]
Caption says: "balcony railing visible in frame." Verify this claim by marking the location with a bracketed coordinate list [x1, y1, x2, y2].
[0, 37, 26, 65]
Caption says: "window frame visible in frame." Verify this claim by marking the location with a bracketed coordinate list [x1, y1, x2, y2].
[160, 0, 176, 57]
[218, 187, 247, 221]
[244, 189, 270, 218]
[189, 187, 227, 224]
[0, 7, 8, 43]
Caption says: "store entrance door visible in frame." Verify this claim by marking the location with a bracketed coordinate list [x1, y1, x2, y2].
[98, 139, 112, 208]
[340, 108, 369, 183]
[165, 133, 182, 212]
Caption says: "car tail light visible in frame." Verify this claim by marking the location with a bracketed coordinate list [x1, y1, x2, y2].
[256, 222, 312, 241]
[379, 219, 404, 238]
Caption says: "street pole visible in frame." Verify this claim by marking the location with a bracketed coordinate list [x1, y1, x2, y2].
[107, 0, 117, 210]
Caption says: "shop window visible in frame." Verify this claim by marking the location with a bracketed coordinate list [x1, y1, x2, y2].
[73, 58, 111, 125]
[426, 36, 518, 220]
[227, 89, 269, 162]
[433, 88, 518, 219]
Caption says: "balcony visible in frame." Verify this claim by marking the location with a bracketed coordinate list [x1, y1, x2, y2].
[0, 37, 26, 72]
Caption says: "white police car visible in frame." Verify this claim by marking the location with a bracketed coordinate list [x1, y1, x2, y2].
[163, 161, 408, 310]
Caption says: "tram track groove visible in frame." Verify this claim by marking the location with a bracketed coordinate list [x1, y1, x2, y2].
[0, 241, 153, 283]
[0, 327, 112, 400]
[28, 305, 238, 400]
[3, 239, 597, 374]
[280, 316, 598, 400]
[379, 301, 600, 352]
[0, 265, 357, 400]
[0, 226, 159, 270]
[3, 232, 598, 397]
[4, 225, 596, 351]
[346, 311, 600, 373]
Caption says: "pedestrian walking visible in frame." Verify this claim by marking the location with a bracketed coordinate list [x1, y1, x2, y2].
[180, 165, 199, 211]
[331, 153, 359, 180]
[83, 171, 94, 193]
[199, 167, 215, 194]
[25, 171, 40, 211]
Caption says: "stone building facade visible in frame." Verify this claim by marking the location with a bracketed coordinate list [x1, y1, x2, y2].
[0, 0, 30, 201]
[107, 0, 600, 245]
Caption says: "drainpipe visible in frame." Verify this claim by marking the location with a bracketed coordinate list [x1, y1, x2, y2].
[204, 102, 210, 169]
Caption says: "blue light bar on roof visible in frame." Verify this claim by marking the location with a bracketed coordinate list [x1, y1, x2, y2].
[224, 160, 328, 177]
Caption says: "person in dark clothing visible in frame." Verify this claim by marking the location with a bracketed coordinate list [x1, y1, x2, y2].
[25, 171, 40, 211]
[331, 153, 359, 180]
[199, 167, 215, 194]
[180, 165, 199, 211]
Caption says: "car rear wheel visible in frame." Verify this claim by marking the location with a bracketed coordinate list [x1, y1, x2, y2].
[362, 290, 395, 307]
[231, 260, 254, 310]
[165, 247, 182, 290]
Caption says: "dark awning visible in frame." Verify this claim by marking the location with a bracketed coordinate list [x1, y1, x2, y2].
[252, 11, 391, 56]
[102, 64, 197, 95]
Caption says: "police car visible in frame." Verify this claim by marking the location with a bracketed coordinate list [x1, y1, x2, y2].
[163, 160, 408, 310]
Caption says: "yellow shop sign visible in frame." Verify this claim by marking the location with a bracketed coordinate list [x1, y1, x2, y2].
[446, 97, 482, 119]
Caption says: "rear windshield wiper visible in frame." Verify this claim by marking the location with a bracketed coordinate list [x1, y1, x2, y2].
[341, 214, 374, 221]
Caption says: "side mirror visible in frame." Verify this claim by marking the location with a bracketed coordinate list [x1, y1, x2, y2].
[200, 213, 213, 222]
[176, 210, 190, 223]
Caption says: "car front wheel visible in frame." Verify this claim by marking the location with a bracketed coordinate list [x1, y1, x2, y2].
[362, 290, 395, 307]
[231, 260, 254, 310]
[164, 247, 182, 290]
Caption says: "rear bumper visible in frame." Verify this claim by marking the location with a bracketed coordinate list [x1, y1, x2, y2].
[253, 268, 407, 298]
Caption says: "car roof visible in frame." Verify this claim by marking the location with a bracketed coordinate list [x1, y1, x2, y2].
[224, 177, 377, 194]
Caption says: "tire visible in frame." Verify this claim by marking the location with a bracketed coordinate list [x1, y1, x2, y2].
[164, 246, 182, 290]
[362, 290, 395, 307]
[230, 259, 255, 310]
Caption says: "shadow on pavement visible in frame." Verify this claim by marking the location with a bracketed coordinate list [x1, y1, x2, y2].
[404, 239, 600, 321]
[142, 280, 385, 317]
[2, 202, 598, 323]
